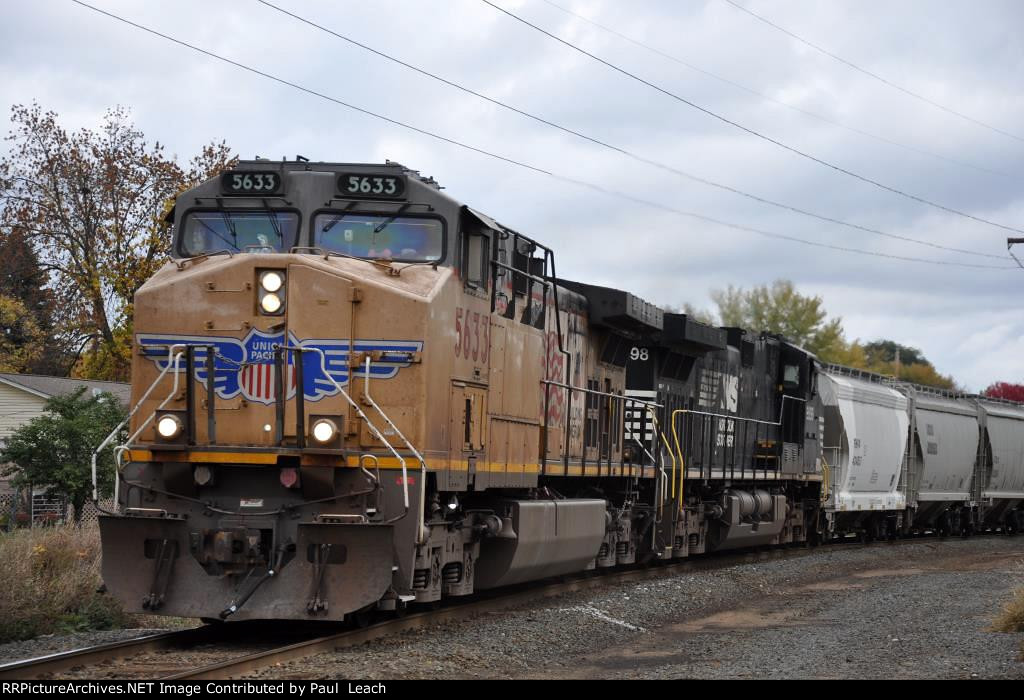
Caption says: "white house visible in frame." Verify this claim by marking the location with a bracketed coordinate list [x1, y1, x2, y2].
[0, 373, 130, 503]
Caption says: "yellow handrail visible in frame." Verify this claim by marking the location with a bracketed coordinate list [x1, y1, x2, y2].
[670, 409, 689, 514]
[647, 408, 675, 515]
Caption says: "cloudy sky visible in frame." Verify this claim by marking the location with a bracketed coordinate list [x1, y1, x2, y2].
[2, 0, 1022, 390]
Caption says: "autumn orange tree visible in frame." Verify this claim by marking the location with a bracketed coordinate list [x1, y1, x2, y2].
[0, 102, 235, 380]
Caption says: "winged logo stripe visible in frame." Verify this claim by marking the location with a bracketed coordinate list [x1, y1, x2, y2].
[137, 331, 422, 405]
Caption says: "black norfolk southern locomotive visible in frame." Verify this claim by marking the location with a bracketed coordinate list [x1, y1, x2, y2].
[561, 282, 823, 560]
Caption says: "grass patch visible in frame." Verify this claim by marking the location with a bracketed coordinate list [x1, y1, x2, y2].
[993, 588, 1024, 634]
[0, 525, 129, 643]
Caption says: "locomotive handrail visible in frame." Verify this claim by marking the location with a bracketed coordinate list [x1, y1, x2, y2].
[91, 344, 186, 508]
[671, 394, 808, 428]
[820, 453, 832, 503]
[112, 445, 132, 508]
[644, 407, 672, 552]
[539, 379, 663, 409]
[295, 346, 413, 526]
[821, 446, 842, 505]
[648, 408, 674, 517]
[174, 250, 235, 270]
[540, 379, 662, 480]
[669, 394, 810, 512]
[670, 409, 687, 515]
[363, 356, 428, 541]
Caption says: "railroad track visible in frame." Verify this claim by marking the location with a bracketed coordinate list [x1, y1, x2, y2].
[1, 533, 1010, 680]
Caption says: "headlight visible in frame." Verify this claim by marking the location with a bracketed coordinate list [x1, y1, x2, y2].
[311, 419, 338, 444]
[156, 414, 183, 439]
[260, 293, 282, 314]
[260, 270, 284, 293]
[257, 269, 286, 315]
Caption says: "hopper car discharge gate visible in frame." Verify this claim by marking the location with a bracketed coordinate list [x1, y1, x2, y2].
[91, 341, 426, 618]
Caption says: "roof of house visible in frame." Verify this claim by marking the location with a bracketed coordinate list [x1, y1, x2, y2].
[0, 372, 131, 406]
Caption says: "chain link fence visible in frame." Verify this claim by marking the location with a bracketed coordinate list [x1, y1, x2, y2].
[1, 490, 115, 529]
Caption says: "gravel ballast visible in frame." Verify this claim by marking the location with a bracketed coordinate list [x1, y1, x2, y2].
[248, 537, 1024, 680]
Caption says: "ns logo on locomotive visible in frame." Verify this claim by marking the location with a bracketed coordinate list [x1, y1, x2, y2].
[95, 160, 1024, 622]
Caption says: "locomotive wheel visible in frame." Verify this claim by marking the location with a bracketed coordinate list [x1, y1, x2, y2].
[350, 607, 374, 628]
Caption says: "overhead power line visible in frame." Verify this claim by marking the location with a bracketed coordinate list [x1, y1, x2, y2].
[539, 0, 1013, 180]
[721, 0, 1024, 145]
[479, 0, 1024, 237]
[67, 1, 1018, 271]
[255, 0, 1004, 260]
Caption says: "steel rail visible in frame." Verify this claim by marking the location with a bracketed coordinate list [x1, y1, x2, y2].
[0, 627, 216, 680]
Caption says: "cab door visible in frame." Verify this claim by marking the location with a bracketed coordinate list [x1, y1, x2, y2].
[447, 381, 487, 490]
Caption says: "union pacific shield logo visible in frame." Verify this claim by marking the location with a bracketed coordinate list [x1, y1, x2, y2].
[138, 329, 422, 405]
[238, 329, 296, 403]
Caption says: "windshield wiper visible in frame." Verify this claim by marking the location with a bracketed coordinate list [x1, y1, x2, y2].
[322, 201, 358, 235]
[219, 210, 238, 248]
[260, 199, 283, 243]
[373, 203, 411, 233]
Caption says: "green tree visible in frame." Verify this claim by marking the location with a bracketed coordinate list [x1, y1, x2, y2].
[0, 388, 126, 524]
[855, 339, 956, 390]
[711, 279, 849, 360]
[863, 340, 929, 367]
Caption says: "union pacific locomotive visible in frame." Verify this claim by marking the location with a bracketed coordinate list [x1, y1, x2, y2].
[96, 160, 1024, 622]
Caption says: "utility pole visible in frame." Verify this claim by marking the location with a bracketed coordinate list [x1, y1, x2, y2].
[1010, 238, 1024, 269]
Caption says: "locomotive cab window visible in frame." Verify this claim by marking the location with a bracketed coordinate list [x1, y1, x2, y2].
[178, 210, 299, 257]
[782, 363, 800, 387]
[463, 229, 489, 289]
[313, 213, 443, 262]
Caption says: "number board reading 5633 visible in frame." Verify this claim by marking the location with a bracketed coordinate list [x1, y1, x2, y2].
[220, 171, 282, 195]
[338, 173, 406, 199]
